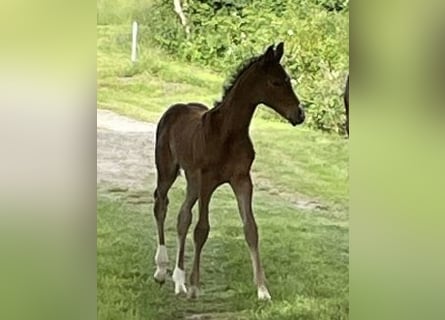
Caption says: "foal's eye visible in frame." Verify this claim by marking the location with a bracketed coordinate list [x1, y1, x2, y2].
[271, 80, 282, 87]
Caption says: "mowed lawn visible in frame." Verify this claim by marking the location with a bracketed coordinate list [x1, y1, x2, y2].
[97, 25, 349, 320]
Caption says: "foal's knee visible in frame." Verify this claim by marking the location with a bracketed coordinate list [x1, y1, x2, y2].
[153, 190, 169, 220]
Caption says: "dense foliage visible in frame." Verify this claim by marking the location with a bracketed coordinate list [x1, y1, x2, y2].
[140, 0, 349, 134]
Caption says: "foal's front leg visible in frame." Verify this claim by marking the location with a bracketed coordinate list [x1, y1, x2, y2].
[230, 174, 271, 300]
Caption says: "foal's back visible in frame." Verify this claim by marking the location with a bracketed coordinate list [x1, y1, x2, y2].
[155, 103, 208, 171]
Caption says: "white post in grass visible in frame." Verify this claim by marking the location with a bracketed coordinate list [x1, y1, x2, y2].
[131, 21, 138, 62]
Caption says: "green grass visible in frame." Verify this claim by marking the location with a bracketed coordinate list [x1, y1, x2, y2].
[97, 184, 348, 319]
[97, 24, 348, 319]
[97, 25, 221, 123]
[97, 0, 152, 25]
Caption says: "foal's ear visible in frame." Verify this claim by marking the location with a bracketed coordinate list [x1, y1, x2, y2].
[263, 44, 276, 64]
[275, 42, 284, 62]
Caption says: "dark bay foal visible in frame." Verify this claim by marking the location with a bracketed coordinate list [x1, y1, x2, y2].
[152, 43, 305, 300]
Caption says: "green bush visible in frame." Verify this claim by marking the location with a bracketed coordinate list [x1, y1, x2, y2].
[144, 0, 349, 134]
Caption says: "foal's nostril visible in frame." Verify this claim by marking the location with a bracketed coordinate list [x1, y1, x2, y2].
[299, 106, 305, 119]
[288, 105, 305, 126]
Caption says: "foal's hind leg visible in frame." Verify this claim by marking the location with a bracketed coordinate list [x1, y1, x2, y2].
[153, 157, 179, 284]
[172, 171, 199, 295]
[189, 173, 218, 299]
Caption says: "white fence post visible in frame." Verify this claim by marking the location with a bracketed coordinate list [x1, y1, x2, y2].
[131, 21, 138, 62]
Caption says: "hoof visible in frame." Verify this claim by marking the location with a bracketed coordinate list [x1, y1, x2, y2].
[153, 276, 165, 286]
[258, 285, 271, 301]
[187, 286, 200, 299]
[154, 277, 165, 286]
[154, 245, 169, 284]
[172, 267, 187, 295]
[153, 268, 167, 284]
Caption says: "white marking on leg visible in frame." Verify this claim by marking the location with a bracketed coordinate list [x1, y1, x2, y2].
[249, 251, 259, 283]
[172, 267, 187, 295]
[154, 245, 168, 282]
[258, 285, 271, 300]
[249, 249, 271, 300]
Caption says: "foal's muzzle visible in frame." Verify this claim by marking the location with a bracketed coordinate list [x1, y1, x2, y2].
[289, 105, 305, 126]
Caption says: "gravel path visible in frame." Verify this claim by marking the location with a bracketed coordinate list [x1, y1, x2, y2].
[97, 109, 157, 193]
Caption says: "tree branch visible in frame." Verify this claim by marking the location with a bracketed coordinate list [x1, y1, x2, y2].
[173, 0, 190, 35]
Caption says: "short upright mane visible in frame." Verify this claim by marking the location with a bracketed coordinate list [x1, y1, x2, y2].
[213, 53, 263, 108]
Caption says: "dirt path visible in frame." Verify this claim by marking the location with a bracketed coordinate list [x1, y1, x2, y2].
[97, 109, 157, 193]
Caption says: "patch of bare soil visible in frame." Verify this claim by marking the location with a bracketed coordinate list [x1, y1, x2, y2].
[97, 109, 156, 198]
[185, 312, 248, 320]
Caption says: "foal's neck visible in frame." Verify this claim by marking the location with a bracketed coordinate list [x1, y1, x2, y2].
[211, 68, 259, 138]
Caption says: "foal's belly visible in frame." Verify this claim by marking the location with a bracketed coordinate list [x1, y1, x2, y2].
[198, 144, 255, 182]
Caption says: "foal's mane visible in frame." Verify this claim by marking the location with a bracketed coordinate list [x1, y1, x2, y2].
[213, 53, 264, 108]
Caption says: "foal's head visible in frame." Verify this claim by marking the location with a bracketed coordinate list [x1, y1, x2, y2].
[254, 42, 305, 126]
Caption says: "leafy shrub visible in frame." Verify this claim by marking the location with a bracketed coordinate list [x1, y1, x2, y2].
[315, 0, 350, 12]
[143, 0, 349, 134]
